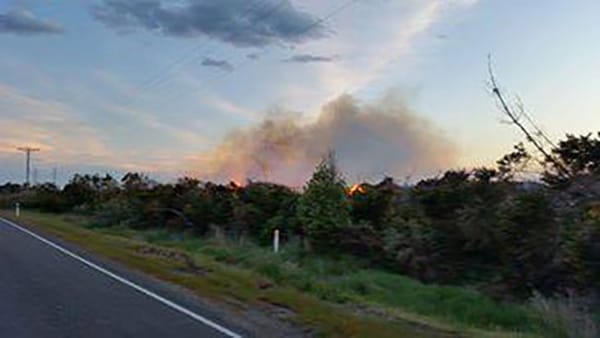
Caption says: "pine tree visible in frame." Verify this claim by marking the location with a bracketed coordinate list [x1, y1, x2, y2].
[297, 151, 350, 251]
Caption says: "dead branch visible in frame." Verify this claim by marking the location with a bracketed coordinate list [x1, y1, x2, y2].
[487, 55, 571, 180]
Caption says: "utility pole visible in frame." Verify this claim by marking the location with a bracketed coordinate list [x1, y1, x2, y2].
[17, 147, 40, 186]
[52, 167, 58, 186]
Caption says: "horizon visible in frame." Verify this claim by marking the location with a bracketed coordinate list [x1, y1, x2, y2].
[1, 0, 599, 186]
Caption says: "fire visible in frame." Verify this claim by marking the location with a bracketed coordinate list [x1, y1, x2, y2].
[230, 180, 243, 189]
[349, 183, 366, 195]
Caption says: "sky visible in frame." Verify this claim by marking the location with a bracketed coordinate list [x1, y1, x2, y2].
[0, 0, 599, 185]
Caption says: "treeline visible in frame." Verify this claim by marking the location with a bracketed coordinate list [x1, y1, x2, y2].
[1, 133, 600, 302]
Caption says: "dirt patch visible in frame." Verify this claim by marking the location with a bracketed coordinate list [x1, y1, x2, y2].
[124, 244, 314, 337]
[258, 280, 274, 290]
[257, 297, 298, 321]
[251, 297, 316, 337]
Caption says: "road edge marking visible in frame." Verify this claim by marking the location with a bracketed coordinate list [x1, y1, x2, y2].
[0, 217, 242, 338]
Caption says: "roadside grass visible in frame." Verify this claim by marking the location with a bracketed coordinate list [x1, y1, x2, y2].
[1, 210, 545, 338]
[135, 230, 543, 334]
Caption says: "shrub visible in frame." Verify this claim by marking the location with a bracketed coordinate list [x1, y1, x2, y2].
[531, 291, 598, 338]
[297, 151, 350, 251]
[92, 198, 136, 227]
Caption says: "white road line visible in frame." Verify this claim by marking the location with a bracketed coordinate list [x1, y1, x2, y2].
[0, 217, 242, 338]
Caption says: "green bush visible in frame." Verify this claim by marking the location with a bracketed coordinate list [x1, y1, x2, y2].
[92, 198, 136, 228]
[297, 151, 350, 251]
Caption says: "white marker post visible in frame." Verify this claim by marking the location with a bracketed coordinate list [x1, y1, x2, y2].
[15, 203, 20, 218]
[273, 229, 280, 253]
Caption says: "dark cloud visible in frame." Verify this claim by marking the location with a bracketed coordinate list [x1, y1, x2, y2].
[246, 53, 260, 60]
[0, 9, 63, 35]
[283, 54, 339, 63]
[201, 57, 234, 72]
[92, 0, 326, 47]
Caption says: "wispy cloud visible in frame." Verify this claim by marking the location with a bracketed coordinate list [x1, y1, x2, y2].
[283, 54, 339, 63]
[68, 70, 211, 150]
[0, 83, 111, 164]
[0, 81, 197, 175]
[164, 71, 261, 122]
[319, 1, 445, 94]
[202, 92, 260, 122]
[0, 9, 63, 35]
[201, 57, 234, 72]
[107, 103, 209, 146]
[92, 0, 326, 47]
[275, 0, 479, 112]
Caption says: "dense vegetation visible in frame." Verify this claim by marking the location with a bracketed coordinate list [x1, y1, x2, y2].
[2, 133, 600, 330]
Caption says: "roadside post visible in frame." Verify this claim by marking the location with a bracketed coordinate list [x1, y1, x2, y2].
[15, 202, 20, 217]
[273, 229, 280, 253]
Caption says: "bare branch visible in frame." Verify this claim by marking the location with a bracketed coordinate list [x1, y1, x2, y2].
[487, 55, 570, 179]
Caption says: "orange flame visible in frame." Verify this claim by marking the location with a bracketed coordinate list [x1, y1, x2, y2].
[230, 179, 243, 189]
[349, 183, 366, 195]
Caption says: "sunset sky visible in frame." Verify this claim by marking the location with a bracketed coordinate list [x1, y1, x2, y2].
[1, 0, 599, 185]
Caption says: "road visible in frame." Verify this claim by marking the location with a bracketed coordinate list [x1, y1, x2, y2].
[0, 217, 242, 338]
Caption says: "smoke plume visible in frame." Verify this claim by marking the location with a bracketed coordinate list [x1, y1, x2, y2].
[191, 93, 457, 186]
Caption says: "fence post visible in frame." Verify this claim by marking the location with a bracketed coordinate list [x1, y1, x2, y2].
[273, 229, 280, 253]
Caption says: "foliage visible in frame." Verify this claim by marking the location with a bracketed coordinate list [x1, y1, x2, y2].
[237, 182, 299, 243]
[92, 197, 136, 228]
[531, 291, 598, 338]
[24, 183, 69, 213]
[1, 133, 599, 309]
[6, 210, 552, 338]
[297, 151, 351, 251]
[543, 132, 600, 186]
[497, 142, 531, 181]
[62, 174, 120, 210]
[494, 191, 558, 297]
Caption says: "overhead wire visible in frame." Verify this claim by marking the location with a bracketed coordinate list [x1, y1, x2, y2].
[161, 0, 361, 104]
[137, 0, 269, 92]
[157, 0, 294, 91]
[119, 0, 361, 128]
[206, 0, 361, 86]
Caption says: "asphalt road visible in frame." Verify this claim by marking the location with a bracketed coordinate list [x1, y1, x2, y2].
[0, 217, 241, 338]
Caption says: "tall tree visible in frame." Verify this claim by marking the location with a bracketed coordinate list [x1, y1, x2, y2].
[297, 151, 350, 251]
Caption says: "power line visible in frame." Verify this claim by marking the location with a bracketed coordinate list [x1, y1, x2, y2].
[16, 147, 40, 186]
[112, 0, 360, 131]
[115, 0, 283, 123]
[225, 0, 359, 79]
[142, 0, 291, 93]
[209, 0, 360, 84]
[134, 0, 277, 94]
[163, 0, 360, 103]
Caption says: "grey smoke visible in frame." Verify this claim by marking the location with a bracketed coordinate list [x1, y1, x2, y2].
[191, 93, 457, 186]
[92, 0, 325, 47]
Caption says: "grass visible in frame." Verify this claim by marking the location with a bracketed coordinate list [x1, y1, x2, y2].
[530, 291, 598, 338]
[136, 231, 542, 333]
[1, 210, 547, 337]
